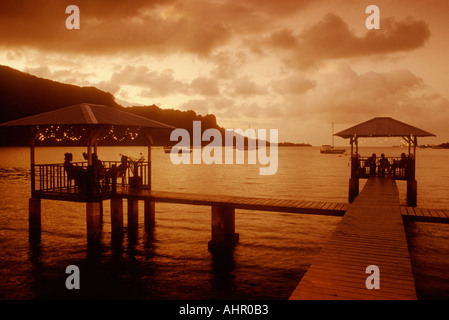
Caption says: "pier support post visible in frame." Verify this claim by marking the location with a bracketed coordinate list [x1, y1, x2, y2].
[144, 199, 155, 231]
[348, 178, 359, 203]
[29, 198, 41, 243]
[208, 206, 239, 250]
[127, 198, 139, 234]
[111, 197, 124, 239]
[407, 180, 417, 207]
[86, 202, 101, 243]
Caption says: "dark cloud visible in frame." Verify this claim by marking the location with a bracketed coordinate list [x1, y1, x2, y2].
[268, 13, 431, 68]
[0, 0, 316, 57]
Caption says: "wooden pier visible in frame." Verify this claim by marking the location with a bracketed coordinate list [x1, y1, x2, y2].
[24, 155, 348, 247]
[401, 206, 449, 224]
[119, 189, 348, 215]
[289, 176, 417, 300]
[114, 189, 348, 249]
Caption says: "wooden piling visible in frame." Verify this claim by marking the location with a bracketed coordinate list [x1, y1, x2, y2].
[86, 202, 101, 243]
[407, 180, 417, 207]
[144, 199, 155, 231]
[127, 198, 139, 233]
[348, 178, 359, 203]
[208, 205, 239, 250]
[110, 197, 124, 239]
[28, 197, 41, 243]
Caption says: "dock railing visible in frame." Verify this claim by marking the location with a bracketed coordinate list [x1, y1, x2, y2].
[32, 160, 149, 201]
[352, 156, 413, 180]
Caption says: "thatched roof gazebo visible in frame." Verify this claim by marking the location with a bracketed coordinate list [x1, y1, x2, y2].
[334, 117, 435, 206]
[0, 103, 174, 243]
[0, 103, 174, 196]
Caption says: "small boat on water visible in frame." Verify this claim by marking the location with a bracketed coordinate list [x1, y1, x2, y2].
[320, 144, 346, 154]
[320, 123, 346, 154]
[164, 146, 192, 154]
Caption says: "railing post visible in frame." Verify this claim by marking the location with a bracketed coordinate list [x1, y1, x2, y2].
[111, 165, 117, 194]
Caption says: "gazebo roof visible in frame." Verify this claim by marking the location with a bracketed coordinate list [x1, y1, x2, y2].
[0, 103, 174, 130]
[334, 117, 435, 139]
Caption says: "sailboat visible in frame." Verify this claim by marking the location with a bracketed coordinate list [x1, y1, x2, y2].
[320, 123, 346, 154]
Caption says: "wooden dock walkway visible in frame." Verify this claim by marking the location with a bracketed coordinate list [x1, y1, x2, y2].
[118, 188, 348, 216]
[401, 205, 449, 224]
[289, 176, 417, 300]
[114, 188, 348, 250]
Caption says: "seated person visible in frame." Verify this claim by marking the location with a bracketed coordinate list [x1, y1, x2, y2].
[63, 152, 87, 192]
[364, 153, 377, 176]
[116, 155, 128, 178]
[392, 153, 408, 177]
[378, 153, 390, 176]
[91, 153, 105, 193]
[105, 155, 129, 188]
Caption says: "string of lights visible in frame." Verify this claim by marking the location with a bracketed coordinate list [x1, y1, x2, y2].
[97, 126, 141, 142]
[36, 125, 141, 143]
[37, 125, 85, 142]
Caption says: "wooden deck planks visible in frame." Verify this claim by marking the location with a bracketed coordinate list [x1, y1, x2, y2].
[289, 176, 417, 300]
[117, 187, 347, 216]
[400, 205, 449, 223]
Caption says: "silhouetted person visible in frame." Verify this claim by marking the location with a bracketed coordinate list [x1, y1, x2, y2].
[90, 153, 105, 193]
[116, 155, 128, 178]
[392, 153, 408, 177]
[378, 153, 390, 176]
[365, 153, 377, 176]
[63, 152, 86, 193]
[106, 155, 129, 189]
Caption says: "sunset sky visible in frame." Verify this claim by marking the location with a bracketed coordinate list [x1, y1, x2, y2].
[0, 0, 448, 146]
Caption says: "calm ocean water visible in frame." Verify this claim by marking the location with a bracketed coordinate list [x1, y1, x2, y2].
[0, 146, 448, 300]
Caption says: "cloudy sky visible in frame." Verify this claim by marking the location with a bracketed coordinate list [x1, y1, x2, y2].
[1, 0, 448, 146]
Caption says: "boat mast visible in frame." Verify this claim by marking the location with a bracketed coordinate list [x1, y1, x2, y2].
[332, 122, 334, 149]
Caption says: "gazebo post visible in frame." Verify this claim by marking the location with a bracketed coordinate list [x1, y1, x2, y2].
[28, 127, 43, 243]
[85, 126, 105, 242]
[144, 129, 155, 231]
[348, 135, 359, 203]
[407, 135, 418, 207]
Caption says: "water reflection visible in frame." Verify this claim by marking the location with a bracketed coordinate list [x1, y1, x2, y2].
[209, 247, 237, 298]
[25, 236, 238, 299]
[4, 146, 449, 299]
